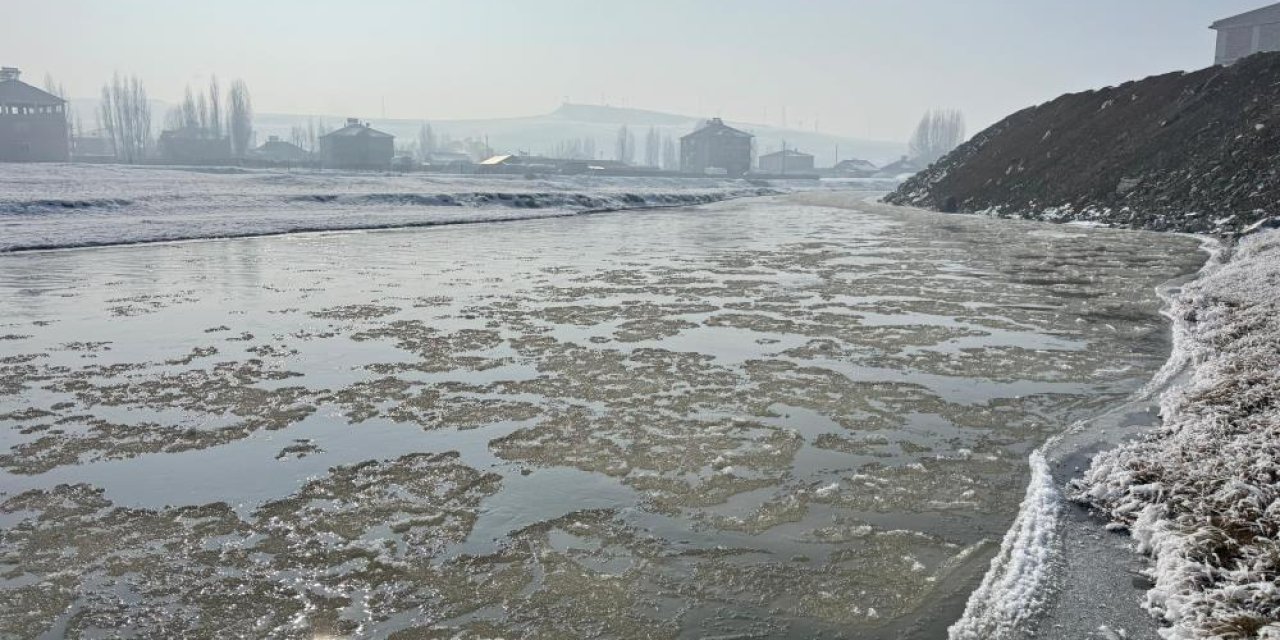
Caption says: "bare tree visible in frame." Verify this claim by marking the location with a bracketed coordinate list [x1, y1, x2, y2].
[98, 73, 152, 163]
[908, 109, 965, 165]
[417, 123, 436, 161]
[228, 79, 253, 157]
[290, 124, 307, 149]
[163, 107, 184, 131]
[180, 86, 199, 130]
[198, 92, 211, 132]
[662, 136, 677, 170]
[614, 125, 635, 164]
[42, 74, 76, 153]
[644, 127, 661, 167]
[207, 75, 222, 139]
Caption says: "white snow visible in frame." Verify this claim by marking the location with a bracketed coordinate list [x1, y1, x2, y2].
[1073, 229, 1280, 639]
[0, 164, 785, 252]
[948, 447, 1061, 640]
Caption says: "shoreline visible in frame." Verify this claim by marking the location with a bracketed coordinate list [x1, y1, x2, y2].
[1071, 228, 1280, 638]
[927, 210, 1278, 637]
[788, 192, 1226, 637]
[945, 232, 1222, 640]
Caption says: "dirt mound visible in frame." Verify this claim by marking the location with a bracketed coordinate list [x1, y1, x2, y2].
[886, 53, 1280, 234]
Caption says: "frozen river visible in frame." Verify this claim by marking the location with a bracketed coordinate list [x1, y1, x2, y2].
[0, 189, 1204, 638]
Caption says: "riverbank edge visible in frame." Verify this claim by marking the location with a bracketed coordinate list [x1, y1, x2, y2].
[1069, 228, 1280, 639]
[0, 186, 784, 254]
[936, 213, 1280, 639]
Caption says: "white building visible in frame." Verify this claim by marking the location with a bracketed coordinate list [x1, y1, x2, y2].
[1212, 2, 1280, 65]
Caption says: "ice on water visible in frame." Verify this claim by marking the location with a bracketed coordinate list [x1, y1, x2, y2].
[0, 186, 1204, 638]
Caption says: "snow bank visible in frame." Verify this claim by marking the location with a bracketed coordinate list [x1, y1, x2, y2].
[948, 447, 1062, 640]
[0, 164, 785, 252]
[1073, 229, 1280, 639]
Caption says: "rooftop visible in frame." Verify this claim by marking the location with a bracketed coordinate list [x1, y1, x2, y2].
[321, 118, 393, 139]
[0, 67, 66, 106]
[1211, 2, 1280, 29]
[760, 149, 814, 159]
[682, 118, 753, 140]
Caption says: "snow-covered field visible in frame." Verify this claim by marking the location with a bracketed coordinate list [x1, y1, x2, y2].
[0, 164, 796, 251]
[1073, 229, 1280, 639]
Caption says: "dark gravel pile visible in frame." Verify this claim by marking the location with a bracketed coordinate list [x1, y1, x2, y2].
[885, 53, 1280, 235]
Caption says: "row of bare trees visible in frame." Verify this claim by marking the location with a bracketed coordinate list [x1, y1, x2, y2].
[288, 118, 333, 154]
[391, 123, 491, 162]
[98, 74, 152, 163]
[161, 77, 254, 156]
[552, 136, 597, 161]
[611, 126, 678, 168]
[166, 78, 223, 137]
[82, 74, 254, 162]
[226, 80, 253, 156]
[908, 109, 966, 165]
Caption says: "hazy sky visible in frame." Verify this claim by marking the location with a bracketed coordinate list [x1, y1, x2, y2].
[3, 0, 1267, 140]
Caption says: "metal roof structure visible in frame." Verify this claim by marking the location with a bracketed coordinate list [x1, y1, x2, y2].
[1211, 2, 1280, 30]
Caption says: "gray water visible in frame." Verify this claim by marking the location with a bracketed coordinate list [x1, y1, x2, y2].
[0, 191, 1204, 639]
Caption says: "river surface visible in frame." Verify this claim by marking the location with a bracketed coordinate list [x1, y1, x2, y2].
[0, 191, 1204, 639]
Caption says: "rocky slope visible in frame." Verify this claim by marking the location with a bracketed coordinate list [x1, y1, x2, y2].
[885, 53, 1280, 234]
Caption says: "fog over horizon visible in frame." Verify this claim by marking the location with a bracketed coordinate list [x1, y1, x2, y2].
[2, 0, 1270, 142]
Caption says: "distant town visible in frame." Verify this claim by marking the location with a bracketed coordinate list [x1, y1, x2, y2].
[0, 66, 960, 179]
[5, 3, 1271, 179]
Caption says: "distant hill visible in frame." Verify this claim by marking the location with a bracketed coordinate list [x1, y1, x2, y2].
[885, 53, 1280, 235]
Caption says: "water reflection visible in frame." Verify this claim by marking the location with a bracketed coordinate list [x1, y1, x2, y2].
[0, 194, 1204, 639]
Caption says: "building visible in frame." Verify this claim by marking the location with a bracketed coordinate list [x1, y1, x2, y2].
[829, 158, 878, 177]
[876, 155, 927, 178]
[71, 131, 116, 162]
[319, 118, 394, 169]
[680, 118, 753, 176]
[758, 148, 815, 174]
[1212, 3, 1280, 65]
[158, 127, 233, 164]
[251, 136, 312, 165]
[476, 154, 561, 174]
[0, 67, 69, 162]
[423, 151, 474, 172]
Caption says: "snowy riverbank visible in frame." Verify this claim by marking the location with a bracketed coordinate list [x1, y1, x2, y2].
[1071, 229, 1280, 639]
[0, 164, 799, 252]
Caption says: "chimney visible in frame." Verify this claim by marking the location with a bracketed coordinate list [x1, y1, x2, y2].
[0, 67, 19, 82]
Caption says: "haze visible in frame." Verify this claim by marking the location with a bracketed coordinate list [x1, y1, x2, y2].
[3, 0, 1268, 142]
